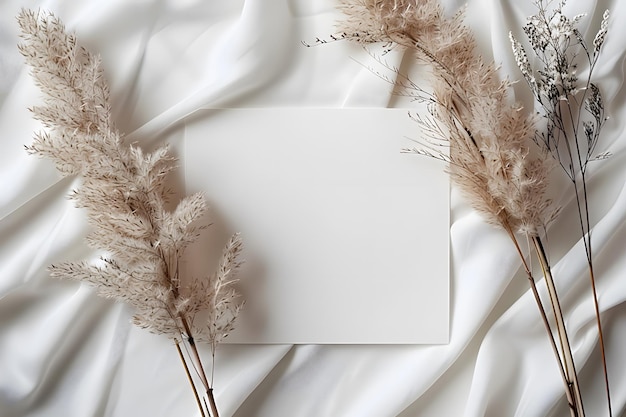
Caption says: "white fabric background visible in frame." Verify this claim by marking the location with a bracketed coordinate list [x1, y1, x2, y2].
[1, 0, 625, 416]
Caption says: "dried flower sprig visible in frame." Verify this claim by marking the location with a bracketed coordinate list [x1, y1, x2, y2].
[336, 1, 590, 415]
[511, 1, 612, 415]
[17, 9, 242, 417]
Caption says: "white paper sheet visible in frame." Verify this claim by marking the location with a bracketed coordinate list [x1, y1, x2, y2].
[184, 108, 449, 344]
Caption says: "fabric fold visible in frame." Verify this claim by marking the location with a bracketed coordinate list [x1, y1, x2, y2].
[1, 0, 624, 416]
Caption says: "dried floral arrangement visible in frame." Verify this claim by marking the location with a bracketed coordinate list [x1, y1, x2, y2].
[334, 0, 611, 416]
[17, 9, 242, 417]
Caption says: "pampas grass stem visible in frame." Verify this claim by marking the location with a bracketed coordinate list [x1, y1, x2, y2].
[176, 340, 208, 417]
[532, 236, 584, 416]
[508, 231, 577, 415]
[181, 316, 220, 417]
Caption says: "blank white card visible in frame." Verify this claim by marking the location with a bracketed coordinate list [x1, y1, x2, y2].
[184, 108, 448, 344]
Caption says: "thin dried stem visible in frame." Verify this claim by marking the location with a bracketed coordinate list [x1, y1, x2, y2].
[505, 229, 578, 416]
[533, 236, 584, 417]
[176, 341, 207, 417]
[180, 316, 220, 417]
[588, 263, 612, 417]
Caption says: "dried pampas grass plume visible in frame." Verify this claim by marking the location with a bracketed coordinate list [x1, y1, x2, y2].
[336, 1, 589, 415]
[339, 0, 557, 236]
[18, 8, 241, 417]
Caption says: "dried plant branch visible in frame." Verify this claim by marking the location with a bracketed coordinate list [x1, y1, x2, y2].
[506, 228, 575, 414]
[18, 9, 243, 417]
[511, 2, 612, 414]
[336, 1, 588, 415]
[176, 340, 208, 417]
[532, 236, 584, 414]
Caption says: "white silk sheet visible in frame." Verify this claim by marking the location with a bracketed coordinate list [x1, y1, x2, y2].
[1, 0, 625, 416]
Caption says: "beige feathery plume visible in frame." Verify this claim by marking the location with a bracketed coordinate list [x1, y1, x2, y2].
[18, 9, 240, 417]
[336, 1, 590, 415]
[339, 0, 556, 237]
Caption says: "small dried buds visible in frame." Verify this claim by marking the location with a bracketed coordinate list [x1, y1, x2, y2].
[509, 0, 610, 174]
